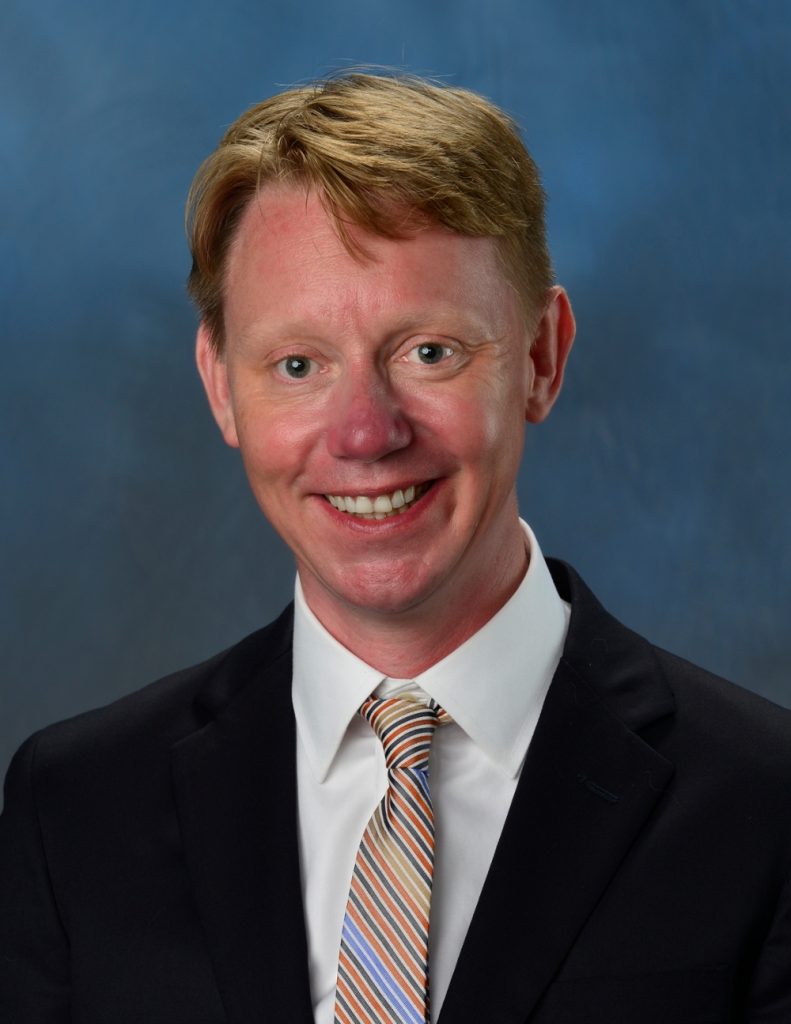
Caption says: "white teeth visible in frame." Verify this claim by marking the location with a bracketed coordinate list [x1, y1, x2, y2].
[326, 483, 428, 519]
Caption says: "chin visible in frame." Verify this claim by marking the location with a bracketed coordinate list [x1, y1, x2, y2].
[326, 563, 447, 618]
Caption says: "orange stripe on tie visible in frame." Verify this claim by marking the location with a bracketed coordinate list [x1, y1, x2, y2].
[333, 697, 451, 1024]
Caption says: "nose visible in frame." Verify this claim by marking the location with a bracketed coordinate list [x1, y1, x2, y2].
[325, 368, 413, 462]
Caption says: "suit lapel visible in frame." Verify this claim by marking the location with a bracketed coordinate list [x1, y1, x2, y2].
[171, 608, 314, 1024]
[439, 562, 676, 1024]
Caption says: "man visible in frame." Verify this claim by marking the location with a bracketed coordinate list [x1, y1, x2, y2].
[1, 73, 789, 1023]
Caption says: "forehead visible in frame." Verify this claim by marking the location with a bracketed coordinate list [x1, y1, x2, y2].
[223, 186, 522, 339]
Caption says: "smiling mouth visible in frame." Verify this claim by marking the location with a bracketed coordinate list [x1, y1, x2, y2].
[325, 482, 432, 519]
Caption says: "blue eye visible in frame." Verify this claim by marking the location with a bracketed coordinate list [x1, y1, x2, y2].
[410, 343, 453, 365]
[282, 355, 312, 379]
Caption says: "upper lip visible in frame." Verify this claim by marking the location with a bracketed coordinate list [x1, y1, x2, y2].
[320, 480, 432, 498]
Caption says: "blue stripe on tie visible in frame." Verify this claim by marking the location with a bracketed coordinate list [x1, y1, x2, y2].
[342, 916, 423, 1024]
[342, 916, 421, 1024]
[413, 767, 431, 801]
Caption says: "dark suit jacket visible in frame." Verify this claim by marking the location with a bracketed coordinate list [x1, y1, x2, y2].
[2, 560, 790, 1023]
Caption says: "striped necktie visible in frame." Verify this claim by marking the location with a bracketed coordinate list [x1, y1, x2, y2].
[334, 696, 450, 1024]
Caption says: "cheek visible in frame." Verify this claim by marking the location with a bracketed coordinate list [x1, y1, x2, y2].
[428, 382, 525, 463]
[478, 412, 526, 484]
[235, 403, 318, 482]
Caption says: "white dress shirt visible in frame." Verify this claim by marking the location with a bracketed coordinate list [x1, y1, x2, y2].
[292, 522, 570, 1023]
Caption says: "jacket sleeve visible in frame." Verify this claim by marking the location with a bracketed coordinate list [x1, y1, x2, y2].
[0, 734, 70, 1021]
[747, 859, 791, 1022]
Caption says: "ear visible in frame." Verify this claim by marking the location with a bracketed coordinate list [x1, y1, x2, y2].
[195, 323, 239, 448]
[525, 286, 576, 424]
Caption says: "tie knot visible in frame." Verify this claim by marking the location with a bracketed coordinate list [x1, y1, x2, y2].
[359, 696, 450, 772]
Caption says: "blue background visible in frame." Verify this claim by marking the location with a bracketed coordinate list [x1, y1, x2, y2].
[2, 1, 790, 780]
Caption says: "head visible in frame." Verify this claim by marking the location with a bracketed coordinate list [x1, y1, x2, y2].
[189, 74, 574, 667]
[186, 72, 554, 350]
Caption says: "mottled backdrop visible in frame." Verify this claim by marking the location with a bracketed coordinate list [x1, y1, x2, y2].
[2, 0, 790, 782]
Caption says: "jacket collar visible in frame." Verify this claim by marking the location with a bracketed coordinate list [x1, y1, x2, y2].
[172, 604, 315, 1024]
[438, 560, 676, 1023]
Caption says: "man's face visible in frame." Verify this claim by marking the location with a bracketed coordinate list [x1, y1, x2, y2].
[198, 186, 572, 634]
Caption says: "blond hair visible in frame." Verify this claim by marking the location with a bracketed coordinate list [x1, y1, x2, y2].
[186, 73, 553, 349]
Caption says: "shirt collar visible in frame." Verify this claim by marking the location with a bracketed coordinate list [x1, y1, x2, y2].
[292, 521, 569, 782]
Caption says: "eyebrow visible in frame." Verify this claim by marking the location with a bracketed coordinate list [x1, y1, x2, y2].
[235, 306, 499, 346]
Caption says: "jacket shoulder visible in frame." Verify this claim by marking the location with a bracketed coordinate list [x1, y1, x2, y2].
[651, 643, 791, 771]
[15, 603, 295, 785]
[549, 557, 791, 775]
